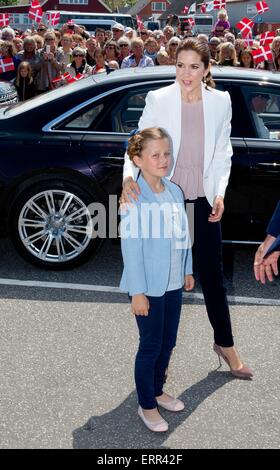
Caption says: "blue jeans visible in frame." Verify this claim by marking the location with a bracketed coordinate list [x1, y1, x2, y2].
[134, 288, 182, 409]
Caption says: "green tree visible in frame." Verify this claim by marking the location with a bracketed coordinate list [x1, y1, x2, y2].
[0, 0, 17, 6]
[105, 0, 138, 12]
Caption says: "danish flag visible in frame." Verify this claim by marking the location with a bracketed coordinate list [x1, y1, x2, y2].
[0, 14, 10, 27]
[252, 45, 273, 64]
[28, 7, 43, 23]
[136, 15, 144, 30]
[260, 31, 276, 46]
[52, 72, 72, 85]
[256, 1, 269, 14]
[188, 18, 196, 27]
[31, 0, 41, 7]
[67, 19, 74, 25]
[47, 12, 60, 26]
[243, 34, 254, 47]
[52, 72, 85, 85]
[0, 57, 15, 74]
[213, 0, 226, 9]
[236, 18, 254, 36]
[200, 3, 207, 13]
[181, 5, 189, 14]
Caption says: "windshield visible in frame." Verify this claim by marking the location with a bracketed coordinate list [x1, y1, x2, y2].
[4, 76, 98, 117]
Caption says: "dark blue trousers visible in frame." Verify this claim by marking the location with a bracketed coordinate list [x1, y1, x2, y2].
[187, 197, 234, 347]
[135, 288, 182, 410]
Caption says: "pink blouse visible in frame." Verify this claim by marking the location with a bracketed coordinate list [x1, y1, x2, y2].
[171, 100, 205, 200]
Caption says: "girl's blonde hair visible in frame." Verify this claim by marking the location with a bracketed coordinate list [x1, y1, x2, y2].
[127, 127, 170, 162]
[218, 9, 228, 21]
[15, 61, 33, 86]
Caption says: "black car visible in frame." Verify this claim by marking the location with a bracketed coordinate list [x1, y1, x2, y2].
[0, 67, 279, 269]
[0, 80, 18, 107]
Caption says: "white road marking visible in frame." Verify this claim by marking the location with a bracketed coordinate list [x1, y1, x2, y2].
[0, 278, 279, 306]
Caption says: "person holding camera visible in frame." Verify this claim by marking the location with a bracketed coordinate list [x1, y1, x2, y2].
[36, 31, 64, 93]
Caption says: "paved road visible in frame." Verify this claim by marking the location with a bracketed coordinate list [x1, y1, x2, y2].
[0, 239, 279, 449]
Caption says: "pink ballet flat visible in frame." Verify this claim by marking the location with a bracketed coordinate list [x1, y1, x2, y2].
[156, 396, 185, 412]
[138, 406, 168, 432]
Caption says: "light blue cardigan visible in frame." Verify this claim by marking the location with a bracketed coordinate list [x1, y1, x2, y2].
[119, 175, 193, 297]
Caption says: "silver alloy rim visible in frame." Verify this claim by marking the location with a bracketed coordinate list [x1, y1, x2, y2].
[18, 190, 93, 263]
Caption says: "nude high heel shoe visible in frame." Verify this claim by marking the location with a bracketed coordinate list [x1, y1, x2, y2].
[213, 343, 253, 380]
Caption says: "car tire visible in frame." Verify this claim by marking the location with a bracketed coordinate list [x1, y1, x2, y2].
[9, 178, 104, 270]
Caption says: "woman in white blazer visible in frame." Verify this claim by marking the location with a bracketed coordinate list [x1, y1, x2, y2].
[121, 38, 253, 379]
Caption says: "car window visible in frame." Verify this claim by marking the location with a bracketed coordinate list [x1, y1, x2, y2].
[64, 104, 104, 129]
[242, 86, 280, 140]
[222, 83, 255, 138]
[111, 84, 170, 133]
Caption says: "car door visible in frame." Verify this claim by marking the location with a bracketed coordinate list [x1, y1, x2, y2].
[240, 84, 280, 241]
[217, 81, 253, 242]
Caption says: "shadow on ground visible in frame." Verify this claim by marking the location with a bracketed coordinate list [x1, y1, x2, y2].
[72, 370, 234, 449]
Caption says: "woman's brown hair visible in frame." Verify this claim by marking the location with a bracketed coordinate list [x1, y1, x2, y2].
[127, 127, 170, 163]
[175, 38, 215, 89]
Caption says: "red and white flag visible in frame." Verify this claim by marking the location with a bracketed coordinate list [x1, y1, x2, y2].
[256, 1, 269, 14]
[243, 33, 254, 47]
[72, 73, 85, 81]
[52, 72, 85, 86]
[260, 30, 276, 46]
[28, 7, 43, 23]
[252, 45, 273, 64]
[213, 0, 226, 9]
[136, 15, 144, 30]
[52, 72, 73, 85]
[0, 57, 15, 74]
[181, 5, 189, 14]
[31, 0, 41, 7]
[0, 13, 10, 27]
[236, 18, 254, 36]
[188, 18, 196, 28]
[47, 11, 60, 26]
[67, 19, 74, 25]
[201, 3, 207, 13]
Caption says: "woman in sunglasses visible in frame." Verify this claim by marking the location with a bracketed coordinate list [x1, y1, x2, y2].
[117, 38, 131, 66]
[104, 41, 119, 62]
[66, 46, 92, 77]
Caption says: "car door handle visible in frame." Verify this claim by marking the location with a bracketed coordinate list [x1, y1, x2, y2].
[256, 162, 280, 168]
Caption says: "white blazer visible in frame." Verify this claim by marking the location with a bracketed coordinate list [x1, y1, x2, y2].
[123, 81, 233, 206]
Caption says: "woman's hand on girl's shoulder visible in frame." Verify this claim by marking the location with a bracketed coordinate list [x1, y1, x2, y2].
[184, 275, 195, 291]
[131, 294, 150, 316]
[120, 177, 141, 205]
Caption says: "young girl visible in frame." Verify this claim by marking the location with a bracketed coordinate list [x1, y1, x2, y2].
[119, 128, 194, 433]
[213, 9, 231, 37]
[14, 61, 36, 101]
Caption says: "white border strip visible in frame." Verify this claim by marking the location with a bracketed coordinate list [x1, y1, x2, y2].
[0, 278, 279, 306]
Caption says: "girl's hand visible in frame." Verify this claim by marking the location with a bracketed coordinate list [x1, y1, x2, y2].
[208, 196, 224, 223]
[131, 294, 149, 316]
[119, 177, 141, 205]
[184, 275, 195, 291]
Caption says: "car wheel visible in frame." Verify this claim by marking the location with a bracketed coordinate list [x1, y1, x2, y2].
[10, 179, 104, 269]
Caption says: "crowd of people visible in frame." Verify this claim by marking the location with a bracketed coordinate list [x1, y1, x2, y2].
[1, 9, 280, 101]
